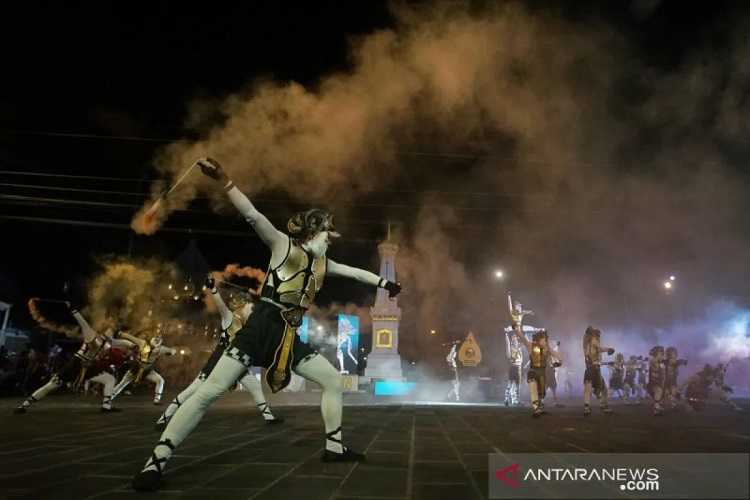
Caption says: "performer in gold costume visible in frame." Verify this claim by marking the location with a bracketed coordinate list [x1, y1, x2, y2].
[133, 158, 402, 491]
[154, 275, 281, 431]
[512, 328, 561, 417]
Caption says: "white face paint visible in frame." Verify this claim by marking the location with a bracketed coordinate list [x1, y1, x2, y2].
[302, 231, 330, 258]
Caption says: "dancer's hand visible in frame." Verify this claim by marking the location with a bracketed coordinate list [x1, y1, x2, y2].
[384, 281, 402, 298]
[197, 157, 227, 182]
[607, 348, 615, 355]
[553, 362, 562, 368]
[64, 301, 71, 308]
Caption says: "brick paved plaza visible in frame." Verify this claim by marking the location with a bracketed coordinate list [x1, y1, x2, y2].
[1, 394, 748, 500]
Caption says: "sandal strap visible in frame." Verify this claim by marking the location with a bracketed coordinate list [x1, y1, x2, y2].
[326, 426, 343, 444]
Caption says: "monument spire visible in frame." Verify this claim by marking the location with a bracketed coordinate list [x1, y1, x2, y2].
[365, 223, 404, 381]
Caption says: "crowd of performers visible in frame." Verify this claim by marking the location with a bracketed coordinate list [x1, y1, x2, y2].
[11, 158, 404, 492]
[495, 293, 743, 417]
[8, 156, 745, 494]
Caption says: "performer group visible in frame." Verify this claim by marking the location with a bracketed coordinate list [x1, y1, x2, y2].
[10, 156, 744, 495]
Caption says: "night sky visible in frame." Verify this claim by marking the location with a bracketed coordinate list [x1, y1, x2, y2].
[2, 1, 750, 369]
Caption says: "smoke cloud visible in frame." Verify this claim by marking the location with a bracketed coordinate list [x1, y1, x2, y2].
[128, 3, 749, 386]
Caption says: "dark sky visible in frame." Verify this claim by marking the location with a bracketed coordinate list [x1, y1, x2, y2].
[1, 0, 748, 357]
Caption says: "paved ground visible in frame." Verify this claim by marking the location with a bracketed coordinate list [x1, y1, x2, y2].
[0, 394, 748, 500]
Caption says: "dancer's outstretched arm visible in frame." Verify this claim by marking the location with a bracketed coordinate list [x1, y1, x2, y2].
[196, 158, 288, 259]
[327, 260, 401, 297]
[69, 307, 97, 343]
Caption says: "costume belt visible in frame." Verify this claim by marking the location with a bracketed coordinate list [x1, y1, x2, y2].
[266, 305, 305, 394]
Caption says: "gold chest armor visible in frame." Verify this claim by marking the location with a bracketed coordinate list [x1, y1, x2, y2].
[262, 241, 327, 309]
[530, 343, 547, 369]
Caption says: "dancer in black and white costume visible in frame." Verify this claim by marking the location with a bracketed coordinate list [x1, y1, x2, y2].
[155, 276, 280, 431]
[111, 332, 177, 405]
[544, 340, 563, 407]
[14, 303, 132, 413]
[582, 326, 614, 416]
[445, 341, 460, 402]
[504, 293, 539, 407]
[133, 158, 402, 491]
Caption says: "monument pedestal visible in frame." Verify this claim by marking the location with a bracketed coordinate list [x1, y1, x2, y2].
[364, 238, 404, 382]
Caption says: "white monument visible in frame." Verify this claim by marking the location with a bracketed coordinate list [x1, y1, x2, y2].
[364, 228, 404, 381]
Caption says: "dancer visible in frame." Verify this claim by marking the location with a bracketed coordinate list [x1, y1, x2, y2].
[582, 326, 615, 416]
[445, 341, 460, 401]
[155, 276, 281, 431]
[544, 340, 563, 407]
[684, 363, 741, 412]
[636, 356, 649, 403]
[111, 332, 177, 405]
[647, 346, 666, 416]
[503, 327, 524, 407]
[512, 328, 561, 417]
[132, 158, 402, 491]
[609, 353, 626, 401]
[15, 303, 130, 413]
[623, 355, 638, 404]
[503, 294, 540, 407]
[663, 347, 687, 410]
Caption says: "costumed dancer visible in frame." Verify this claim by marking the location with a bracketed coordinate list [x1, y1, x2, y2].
[544, 340, 563, 407]
[512, 328, 561, 417]
[503, 327, 524, 407]
[132, 158, 403, 491]
[623, 355, 638, 404]
[647, 346, 666, 416]
[636, 356, 649, 403]
[609, 353, 626, 401]
[445, 341, 460, 401]
[111, 331, 177, 405]
[504, 293, 538, 407]
[155, 276, 281, 431]
[663, 347, 687, 410]
[712, 363, 742, 411]
[15, 303, 131, 413]
[582, 326, 614, 416]
[683, 363, 741, 412]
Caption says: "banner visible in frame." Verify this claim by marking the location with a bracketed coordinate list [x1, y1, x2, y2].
[336, 314, 360, 374]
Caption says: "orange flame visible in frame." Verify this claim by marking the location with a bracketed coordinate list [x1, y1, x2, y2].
[27, 298, 81, 338]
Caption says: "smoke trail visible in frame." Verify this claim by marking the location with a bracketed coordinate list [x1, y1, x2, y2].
[27, 298, 80, 338]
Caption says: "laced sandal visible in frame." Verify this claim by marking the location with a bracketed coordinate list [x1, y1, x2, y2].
[321, 426, 365, 463]
[132, 439, 174, 491]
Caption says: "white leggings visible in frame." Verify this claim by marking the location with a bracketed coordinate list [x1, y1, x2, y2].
[23, 371, 116, 409]
[112, 370, 165, 402]
[158, 369, 272, 423]
[145, 353, 343, 473]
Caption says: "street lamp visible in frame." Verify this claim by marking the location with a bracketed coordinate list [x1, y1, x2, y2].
[429, 329, 437, 335]
[494, 270, 504, 279]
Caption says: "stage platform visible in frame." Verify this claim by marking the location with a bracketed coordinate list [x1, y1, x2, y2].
[0, 394, 748, 499]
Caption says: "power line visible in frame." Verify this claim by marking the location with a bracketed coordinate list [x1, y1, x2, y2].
[0, 170, 551, 199]
[0, 215, 381, 243]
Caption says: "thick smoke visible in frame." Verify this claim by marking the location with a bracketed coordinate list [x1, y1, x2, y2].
[130, 3, 749, 388]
